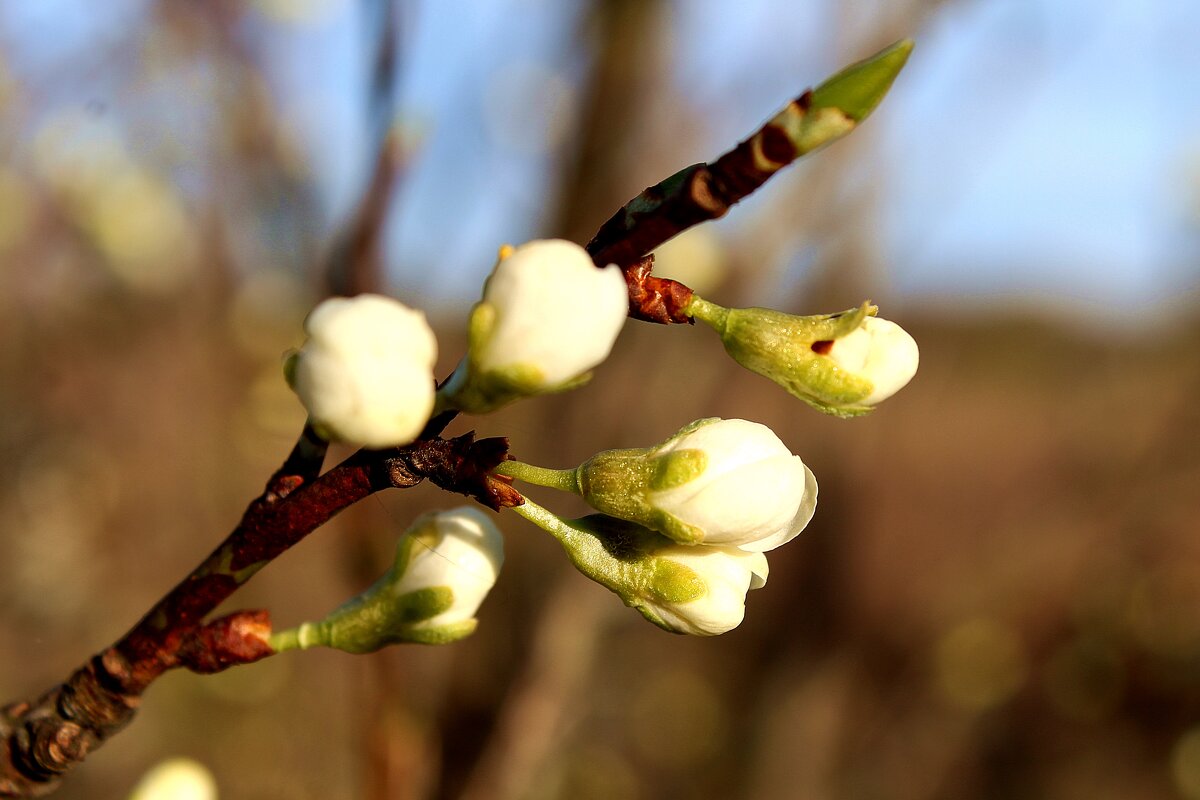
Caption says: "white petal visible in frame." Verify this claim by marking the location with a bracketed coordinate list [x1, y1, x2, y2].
[476, 240, 627, 385]
[292, 295, 438, 448]
[306, 294, 436, 365]
[656, 456, 808, 547]
[747, 552, 769, 590]
[646, 545, 760, 636]
[737, 463, 818, 553]
[828, 316, 918, 405]
[400, 508, 504, 628]
[661, 418, 789, 476]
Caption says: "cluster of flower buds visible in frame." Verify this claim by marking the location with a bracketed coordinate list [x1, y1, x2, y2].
[287, 239, 629, 448]
[279, 235, 919, 643]
[274, 41, 921, 649]
[500, 418, 813, 635]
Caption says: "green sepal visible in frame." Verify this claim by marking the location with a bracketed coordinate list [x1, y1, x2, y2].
[439, 301, 597, 414]
[400, 618, 478, 645]
[575, 447, 704, 545]
[282, 350, 299, 388]
[649, 449, 707, 491]
[649, 508, 704, 545]
[467, 299, 496, 352]
[551, 515, 707, 628]
[308, 420, 338, 442]
[691, 297, 880, 417]
[312, 584, 457, 654]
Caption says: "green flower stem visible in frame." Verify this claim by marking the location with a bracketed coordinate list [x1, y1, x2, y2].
[508, 500, 621, 594]
[686, 295, 728, 332]
[493, 460, 581, 494]
[267, 622, 321, 653]
[508, 500, 708, 634]
[510, 498, 579, 542]
[267, 628, 299, 653]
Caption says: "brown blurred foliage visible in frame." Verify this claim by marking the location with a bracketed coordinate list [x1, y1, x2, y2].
[3, 2, 1200, 799]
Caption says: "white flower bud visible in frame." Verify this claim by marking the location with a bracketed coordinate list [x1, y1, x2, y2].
[820, 315, 919, 405]
[645, 545, 769, 636]
[290, 294, 437, 448]
[394, 506, 505, 635]
[521, 510, 769, 636]
[441, 239, 628, 413]
[576, 418, 817, 552]
[272, 507, 504, 652]
[128, 758, 218, 800]
[689, 299, 919, 417]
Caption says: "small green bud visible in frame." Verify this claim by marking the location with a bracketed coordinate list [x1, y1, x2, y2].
[810, 39, 914, 122]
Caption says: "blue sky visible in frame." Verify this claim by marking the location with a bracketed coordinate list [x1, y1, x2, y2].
[379, 0, 1200, 319]
[3, 0, 1197, 324]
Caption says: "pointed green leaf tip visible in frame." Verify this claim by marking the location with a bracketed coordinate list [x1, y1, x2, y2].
[809, 39, 913, 122]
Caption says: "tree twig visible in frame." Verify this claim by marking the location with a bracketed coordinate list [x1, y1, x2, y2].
[0, 432, 513, 797]
[1, 38, 911, 798]
[588, 40, 912, 322]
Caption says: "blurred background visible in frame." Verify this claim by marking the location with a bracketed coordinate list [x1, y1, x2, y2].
[1, 0, 1199, 798]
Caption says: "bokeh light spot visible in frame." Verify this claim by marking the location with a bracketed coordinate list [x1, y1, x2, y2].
[252, 0, 349, 25]
[1172, 727, 1200, 800]
[651, 226, 727, 296]
[934, 617, 1028, 712]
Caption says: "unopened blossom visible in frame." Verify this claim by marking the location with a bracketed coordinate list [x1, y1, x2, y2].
[391, 507, 505, 638]
[289, 294, 437, 448]
[640, 541, 770, 635]
[687, 298, 919, 417]
[574, 418, 817, 552]
[818, 315, 919, 405]
[271, 507, 505, 652]
[514, 508, 769, 636]
[127, 758, 218, 800]
[440, 239, 628, 413]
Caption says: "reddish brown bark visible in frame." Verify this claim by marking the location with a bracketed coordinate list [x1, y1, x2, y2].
[585, 92, 814, 271]
[0, 432, 511, 797]
[621, 255, 695, 325]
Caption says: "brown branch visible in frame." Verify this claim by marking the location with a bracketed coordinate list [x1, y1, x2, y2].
[586, 40, 912, 319]
[2, 39, 910, 795]
[0, 432, 510, 797]
[582, 107, 804, 324]
[584, 95, 820, 272]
